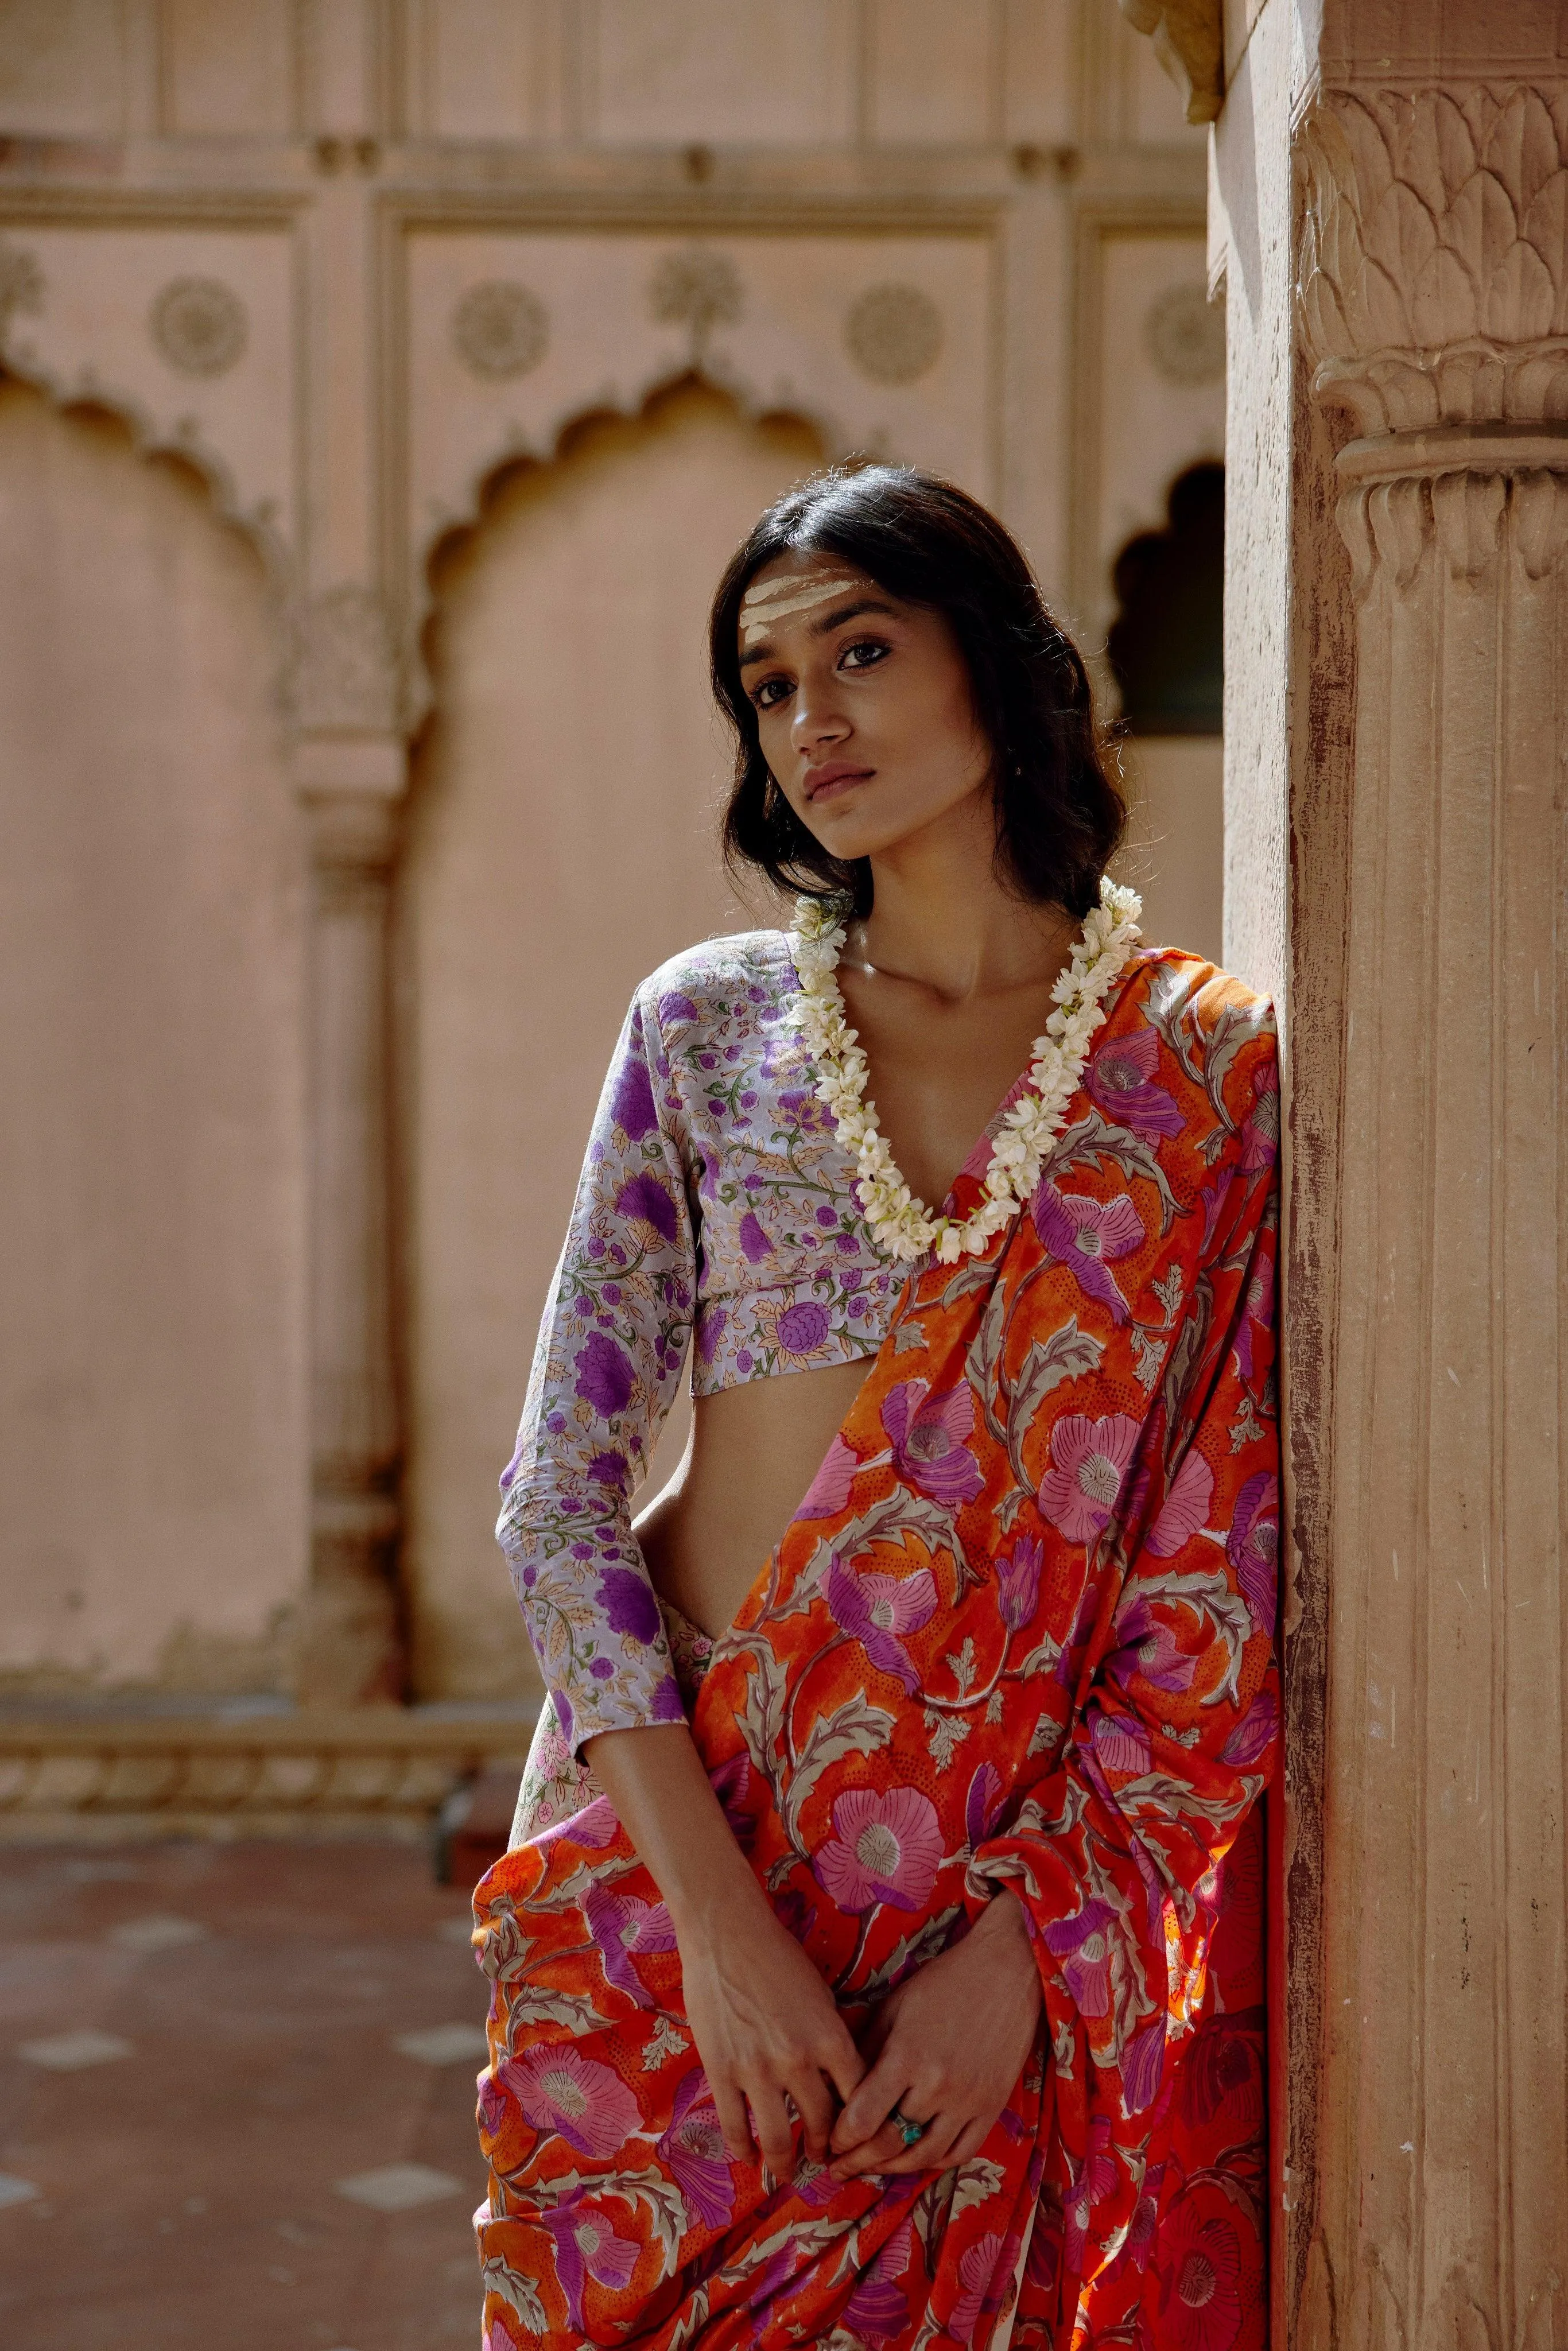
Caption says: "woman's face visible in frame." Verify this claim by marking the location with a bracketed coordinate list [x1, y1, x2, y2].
[736, 552, 993, 866]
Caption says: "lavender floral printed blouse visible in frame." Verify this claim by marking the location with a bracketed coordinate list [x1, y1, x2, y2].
[498, 929, 902, 1778]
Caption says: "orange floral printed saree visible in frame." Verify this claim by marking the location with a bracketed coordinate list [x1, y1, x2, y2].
[473, 951, 1279, 2351]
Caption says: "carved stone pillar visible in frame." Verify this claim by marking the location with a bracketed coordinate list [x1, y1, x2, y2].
[291, 588, 407, 1705]
[1295, 87, 1568, 2349]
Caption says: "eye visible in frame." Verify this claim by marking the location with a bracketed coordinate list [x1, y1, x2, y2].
[839, 637, 890, 673]
[750, 674, 793, 711]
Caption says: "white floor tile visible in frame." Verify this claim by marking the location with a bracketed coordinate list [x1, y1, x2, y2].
[109, 1913, 210, 1954]
[334, 2162, 464, 2214]
[16, 2029, 134, 2071]
[393, 2023, 488, 2066]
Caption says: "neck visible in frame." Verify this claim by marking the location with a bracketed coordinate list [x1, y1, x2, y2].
[853, 790, 1077, 1004]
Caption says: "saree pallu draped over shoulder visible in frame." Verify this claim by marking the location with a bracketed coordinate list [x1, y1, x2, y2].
[473, 952, 1280, 2351]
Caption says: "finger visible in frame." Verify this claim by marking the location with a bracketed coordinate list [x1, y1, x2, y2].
[819, 2022, 867, 2111]
[712, 2077, 755, 2165]
[879, 2112, 961, 2175]
[830, 2047, 906, 2154]
[828, 2118, 909, 2182]
[749, 2084, 798, 2181]
[855, 2002, 894, 2065]
[941, 2115, 996, 2170]
[789, 2066, 837, 2167]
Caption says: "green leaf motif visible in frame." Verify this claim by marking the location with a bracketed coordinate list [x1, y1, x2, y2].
[787, 1692, 897, 1828]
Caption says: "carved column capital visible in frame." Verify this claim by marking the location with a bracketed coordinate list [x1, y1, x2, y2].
[1299, 87, 1568, 437]
[289, 584, 406, 736]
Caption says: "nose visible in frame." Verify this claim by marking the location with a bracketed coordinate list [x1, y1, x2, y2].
[790, 667, 851, 755]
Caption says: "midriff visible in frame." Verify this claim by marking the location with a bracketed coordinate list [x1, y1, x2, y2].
[634, 1357, 876, 1642]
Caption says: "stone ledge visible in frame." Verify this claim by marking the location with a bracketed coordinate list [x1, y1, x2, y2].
[0, 1707, 537, 1842]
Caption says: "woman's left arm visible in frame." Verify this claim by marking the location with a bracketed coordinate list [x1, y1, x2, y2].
[833, 1022, 1282, 2178]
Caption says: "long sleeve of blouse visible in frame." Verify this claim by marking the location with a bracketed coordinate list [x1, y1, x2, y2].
[496, 981, 694, 1756]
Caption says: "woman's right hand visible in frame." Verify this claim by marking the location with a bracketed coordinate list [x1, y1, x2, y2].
[583, 1720, 863, 2178]
[678, 1880, 864, 2175]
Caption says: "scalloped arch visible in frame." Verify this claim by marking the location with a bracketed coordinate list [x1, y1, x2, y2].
[406, 362, 851, 733]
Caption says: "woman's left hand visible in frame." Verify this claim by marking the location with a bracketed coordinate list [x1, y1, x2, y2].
[827, 1887, 1043, 2180]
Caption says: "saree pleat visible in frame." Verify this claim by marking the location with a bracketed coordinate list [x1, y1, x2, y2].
[473, 953, 1279, 2351]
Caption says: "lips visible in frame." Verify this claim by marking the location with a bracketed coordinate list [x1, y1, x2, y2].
[803, 762, 874, 801]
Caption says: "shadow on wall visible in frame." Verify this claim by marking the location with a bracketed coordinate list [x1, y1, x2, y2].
[1107, 462, 1225, 964]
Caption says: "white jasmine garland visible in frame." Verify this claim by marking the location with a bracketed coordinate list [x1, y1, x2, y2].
[785, 876, 1143, 1266]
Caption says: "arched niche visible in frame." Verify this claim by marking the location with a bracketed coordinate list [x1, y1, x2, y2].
[0, 374, 310, 1698]
[1107, 461, 1225, 966]
[399, 374, 823, 1702]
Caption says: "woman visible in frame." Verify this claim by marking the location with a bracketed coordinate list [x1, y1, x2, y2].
[475, 466, 1279, 2351]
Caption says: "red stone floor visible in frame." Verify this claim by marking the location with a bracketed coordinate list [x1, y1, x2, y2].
[0, 1838, 492, 2350]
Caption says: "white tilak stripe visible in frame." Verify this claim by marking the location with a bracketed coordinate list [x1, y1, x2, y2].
[739, 578, 858, 643]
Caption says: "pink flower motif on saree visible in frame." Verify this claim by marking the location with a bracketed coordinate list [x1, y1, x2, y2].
[581, 1881, 678, 2007]
[1227, 1471, 1279, 1634]
[1153, 2198, 1245, 2351]
[794, 1433, 863, 1521]
[538, 2199, 639, 2329]
[880, 1379, 984, 1507]
[1033, 1182, 1145, 1322]
[1146, 1447, 1214, 1556]
[1038, 1412, 1142, 1545]
[826, 1556, 938, 1692]
[655, 2066, 734, 2230]
[502, 2047, 641, 2158]
[814, 1786, 945, 1914]
[843, 2217, 914, 2342]
[1085, 1022, 1185, 1141]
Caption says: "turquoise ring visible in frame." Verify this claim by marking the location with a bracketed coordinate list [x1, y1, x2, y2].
[888, 2105, 925, 2148]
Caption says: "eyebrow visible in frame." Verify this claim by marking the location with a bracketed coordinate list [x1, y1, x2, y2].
[738, 596, 899, 668]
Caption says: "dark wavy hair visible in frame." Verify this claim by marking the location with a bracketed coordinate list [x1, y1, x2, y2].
[710, 464, 1124, 920]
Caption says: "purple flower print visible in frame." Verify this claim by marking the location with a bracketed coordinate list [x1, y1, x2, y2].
[947, 2230, 1015, 2344]
[1086, 1023, 1184, 1141]
[696, 1303, 726, 1365]
[996, 1534, 1044, 1631]
[1233, 1258, 1275, 1382]
[1227, 1469, 1279, 1631]
[587, 1449, 626, 1487]
[562, 1793, 619, 1849]
[1239, 1061, 1279, 1174]
[615, 1171, 678, 1246]
[610, 1051, 658, 1142]
[1155, 2199, 1245, 2351]
[826, 1557, 937, 1693]
[651, 1674, 686, 1722]
[1146, 1448, 1214, 1557]
[1034, 1182, 1144, 1323]
[500, 2046, 641, 2158]
[775, 1298, 830, 1357]
[575, 1332, 635, 1418]
[738, 1211, 773, 1263]
[964, 1759, 1006, 1848]
[1090, 1705, 1152, 1779]
[539, 2198, 639, 2329]
[880, 1380, 984, 1509]
[583, 1880, 678, 2006]
[792, 1434, 861, 1523]
[1220, 1687, 1278, 1769]
[597, 1564, 660, 1644]
[657, 990, 698, 1025]
[1039, 1413, 1142, 1546]
[1062, 2113, 1117, 2275]
[814, 1786, 944, 1915]
[843, 2220, 913, 2342]
[657, 2066, 735, 2230]
[1109, 1592, 1198, 1696]
[1043, 1898, 1119, 2019]
[1121, 2013, 1167, 2115]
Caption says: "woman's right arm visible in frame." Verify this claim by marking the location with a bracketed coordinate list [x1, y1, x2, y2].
[584, 1723, 864, 2174]
[498, 979, 861, 2169]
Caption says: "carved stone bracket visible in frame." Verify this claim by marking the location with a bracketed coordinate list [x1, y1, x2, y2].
[1116, 0, 1224, 125]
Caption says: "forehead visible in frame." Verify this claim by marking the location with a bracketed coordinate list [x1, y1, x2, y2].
[738, 552, 878, 647]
